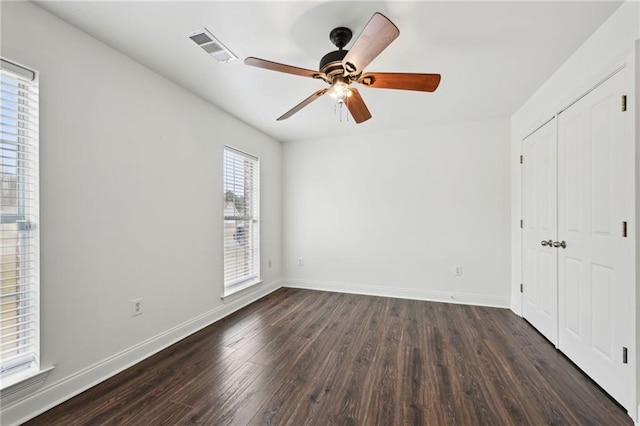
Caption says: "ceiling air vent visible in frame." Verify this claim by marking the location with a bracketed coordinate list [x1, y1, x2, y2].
[185, 28, 237, 63]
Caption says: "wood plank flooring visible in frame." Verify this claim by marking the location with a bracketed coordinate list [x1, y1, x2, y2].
[24, 288, 632, 425]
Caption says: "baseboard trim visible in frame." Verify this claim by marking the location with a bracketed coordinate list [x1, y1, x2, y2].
[282, 278, 510, 308]
[2, 280, 282, 426]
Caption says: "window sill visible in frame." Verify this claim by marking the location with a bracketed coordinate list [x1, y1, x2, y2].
[0, 365, 54, 407]
[221, 279, 263, 300]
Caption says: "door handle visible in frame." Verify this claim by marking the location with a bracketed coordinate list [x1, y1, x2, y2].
[541, 240, 553, 246]
[553, 241, 567, 249]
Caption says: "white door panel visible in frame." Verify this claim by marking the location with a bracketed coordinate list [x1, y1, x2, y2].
[557, 66, 633, 410]
[522, 118, 558, 345]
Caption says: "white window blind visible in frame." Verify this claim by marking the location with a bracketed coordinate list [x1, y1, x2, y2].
[223, 146, 260, 290]
[0, 59, 39, 379]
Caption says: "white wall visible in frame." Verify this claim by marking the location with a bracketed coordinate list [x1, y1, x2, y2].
[282, 119, 511, 307]
[0, 2, 282, 424]
[509, 0, 639, 419]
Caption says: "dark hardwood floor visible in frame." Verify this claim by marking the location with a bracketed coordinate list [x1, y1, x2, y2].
[25, 288, 631, 425]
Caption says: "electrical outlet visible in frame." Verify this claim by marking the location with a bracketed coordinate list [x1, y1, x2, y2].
[131, 298, 143, 317]
[454, 265, 463, 276]
[297, 258, 303, 266]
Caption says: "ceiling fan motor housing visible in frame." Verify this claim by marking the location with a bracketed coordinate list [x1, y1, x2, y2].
[320, 27, 354, 80]
[319, 49, 348, 79]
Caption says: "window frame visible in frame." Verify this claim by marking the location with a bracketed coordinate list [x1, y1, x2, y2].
[222, 146, 260, 297]
[0, 57, 42, 389]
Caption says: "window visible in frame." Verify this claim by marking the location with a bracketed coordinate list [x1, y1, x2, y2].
[0, 59, 40, 383]
[223, 146, 260, 295]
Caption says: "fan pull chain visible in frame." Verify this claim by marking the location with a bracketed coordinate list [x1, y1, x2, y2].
[334, 101, 342, 122]
[333, 100, 348, 123]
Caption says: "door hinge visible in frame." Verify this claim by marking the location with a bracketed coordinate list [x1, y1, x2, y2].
[623, 347, 628, 364]
[622, 221, 627, 238]
[520, 219, 523, 229]
[520, 283, 523, 293]
[520, 155, 523, 164]
[621, 95, 627, 112]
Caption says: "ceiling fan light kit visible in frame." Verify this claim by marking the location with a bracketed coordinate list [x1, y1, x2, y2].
[327, 80, 352, 102]
[245, 12, 441, 124]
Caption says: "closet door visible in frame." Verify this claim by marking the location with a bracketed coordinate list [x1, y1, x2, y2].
[522, 119, 558, 345]
[557, 66, 633, 409]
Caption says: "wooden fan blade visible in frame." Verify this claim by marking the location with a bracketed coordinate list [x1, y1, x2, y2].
[358, 72, 441, 92]
[342, 13, 399, 76]
[245, 57, 327, 81]
[345, 88, 372, 124]
[277, 88, 329, 121]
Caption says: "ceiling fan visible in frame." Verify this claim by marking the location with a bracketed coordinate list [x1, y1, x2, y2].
[245, 12, 441, 124]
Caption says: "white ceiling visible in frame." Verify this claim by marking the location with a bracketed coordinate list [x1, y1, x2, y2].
[34, 1, 621, 143]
